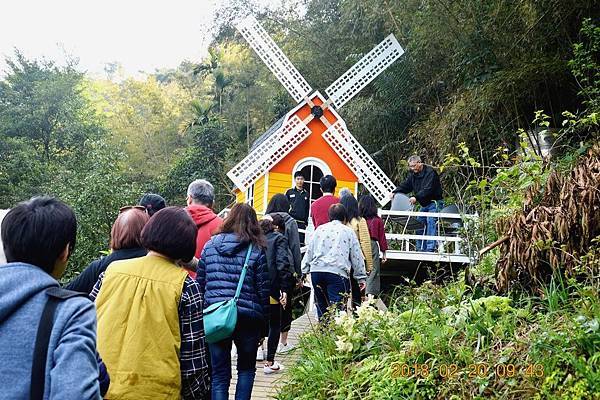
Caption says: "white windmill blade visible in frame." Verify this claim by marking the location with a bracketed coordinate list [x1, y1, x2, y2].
[237, 16, 312, 103]
[325, 34, 404, 109]
[227, 115, 311, 190]
[322, 121, 395, 206]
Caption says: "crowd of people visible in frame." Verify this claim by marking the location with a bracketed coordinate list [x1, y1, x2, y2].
[0, 155, 443, 400]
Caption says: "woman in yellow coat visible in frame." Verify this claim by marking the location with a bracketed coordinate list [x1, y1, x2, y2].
[339, 191, 372, 308]
[91, 207, 210, 400]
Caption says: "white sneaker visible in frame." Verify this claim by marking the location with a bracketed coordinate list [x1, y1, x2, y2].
[264, 361, 285, 374]
[276, 343, 294, 354]
[256, 347, 265, 361]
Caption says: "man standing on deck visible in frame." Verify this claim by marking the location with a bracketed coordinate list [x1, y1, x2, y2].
[390, 155, 444, 252]
[286, 171, 310, 244]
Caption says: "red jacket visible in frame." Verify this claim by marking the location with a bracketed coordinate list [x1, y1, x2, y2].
[187, 204, 223, 259]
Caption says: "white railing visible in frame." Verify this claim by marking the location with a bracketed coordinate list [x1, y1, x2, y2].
[0, 209, 8, 264]
[217, 206, 477, 264]
[379, 209, 478, 264]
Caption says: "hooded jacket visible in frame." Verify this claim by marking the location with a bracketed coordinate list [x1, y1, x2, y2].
[267, 212, 302, 278]
[0, 263, 101, 399]
[187, 204, 224, 259]
[197, 233, 269, 321]
[264, 231, 294, 298]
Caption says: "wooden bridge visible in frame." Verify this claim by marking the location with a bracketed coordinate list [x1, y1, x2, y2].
[228, 313, 317, 399]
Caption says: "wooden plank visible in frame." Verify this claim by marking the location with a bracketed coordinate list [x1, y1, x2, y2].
[227, 313, 317, 399]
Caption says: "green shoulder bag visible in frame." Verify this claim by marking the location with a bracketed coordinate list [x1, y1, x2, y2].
[203, 244, 253, 344]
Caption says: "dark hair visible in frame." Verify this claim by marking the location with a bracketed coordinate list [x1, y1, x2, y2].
[328, 203, 347, 223]
[111, 209, 150, 250]
[260, 219, 274, 234]
[265, 194, 290, 214]
[138, 193, 166, 216]
[221, 203, 266, 247]
[359, 194, 378, 219]
[293, 171, 304, 179]
[1, 196, 77, 274]
[271, 213, 286, 234]
[339, 193, 360, 221]
[319, 175, 337, 193]
[141, 207, 197, 262]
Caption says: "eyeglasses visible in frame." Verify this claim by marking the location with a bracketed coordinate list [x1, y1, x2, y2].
[119, 205, 147, 214]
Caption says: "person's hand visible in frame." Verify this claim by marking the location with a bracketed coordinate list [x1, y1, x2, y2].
[177, 257, 198, 272]
[382, 256, 387, 264]
[409, 196, 417, 205]
[359, 281, 366, 291]
[280, 292, 288, 308]
[388, 191, 395, 200]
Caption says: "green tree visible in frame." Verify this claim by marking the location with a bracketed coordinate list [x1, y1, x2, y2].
[162, 118, 232, 209]
[47, 139, 141, 276]
[0, 51, 105, 206]
[83, 76, 193, 183]
[0, 50, 101, 162]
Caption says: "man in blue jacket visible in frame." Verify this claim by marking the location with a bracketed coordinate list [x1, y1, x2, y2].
[0, 197, 103, 399]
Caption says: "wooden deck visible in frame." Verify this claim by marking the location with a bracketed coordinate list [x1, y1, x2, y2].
[228, 312, 318, 399]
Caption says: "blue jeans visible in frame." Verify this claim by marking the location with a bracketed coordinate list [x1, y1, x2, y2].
[416, 200, 444, 252]
[208, 320, 262, 400]
[311, 272, 350, 319]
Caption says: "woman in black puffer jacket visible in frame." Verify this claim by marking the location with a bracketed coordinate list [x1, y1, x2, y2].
[197, 203, 269, 400]
[259, 214, 294, 374]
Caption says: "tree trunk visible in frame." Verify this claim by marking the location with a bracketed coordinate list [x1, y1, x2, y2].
[246, 88, 250, 151]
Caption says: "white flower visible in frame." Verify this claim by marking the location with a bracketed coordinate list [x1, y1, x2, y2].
[334, 311, 357, 331]
[355, 302, 382, 322]
[335, 336, 353, 352]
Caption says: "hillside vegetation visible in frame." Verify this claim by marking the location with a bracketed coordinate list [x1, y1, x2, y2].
[0, 1, 598, 397]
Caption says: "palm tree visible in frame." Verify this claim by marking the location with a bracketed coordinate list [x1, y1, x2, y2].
[179, 100, 214, 133]
[192, 48, 220, 78]
[213, 69, 232, 115]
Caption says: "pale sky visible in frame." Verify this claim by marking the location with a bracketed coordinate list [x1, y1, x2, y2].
[0, 0, 281, 78]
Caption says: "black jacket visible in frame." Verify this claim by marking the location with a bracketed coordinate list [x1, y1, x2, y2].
[285, 187, 310, 223]
[393, 164, 443, 207]
[264, 231, 294, 298]
[65, 247, 147, 294]
[268, 212, 302, 278]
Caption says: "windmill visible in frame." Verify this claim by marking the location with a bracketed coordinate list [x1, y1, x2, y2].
[227, 16, 404, 207]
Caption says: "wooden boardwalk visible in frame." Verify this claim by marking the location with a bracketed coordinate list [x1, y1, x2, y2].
[228, 312, 318, 399]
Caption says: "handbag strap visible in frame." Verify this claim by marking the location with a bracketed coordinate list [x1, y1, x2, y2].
[233, 244, 253, 302]
[31, 287, 86, 400]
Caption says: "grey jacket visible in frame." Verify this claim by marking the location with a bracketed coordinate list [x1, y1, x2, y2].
[301, 220, 367, 282]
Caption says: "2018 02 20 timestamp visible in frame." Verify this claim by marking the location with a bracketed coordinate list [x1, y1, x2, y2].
[391, 362, 545, 379]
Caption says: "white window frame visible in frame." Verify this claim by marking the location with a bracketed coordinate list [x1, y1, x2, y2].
[292, 157, 332, 210]
[245, 184, 255, 207]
